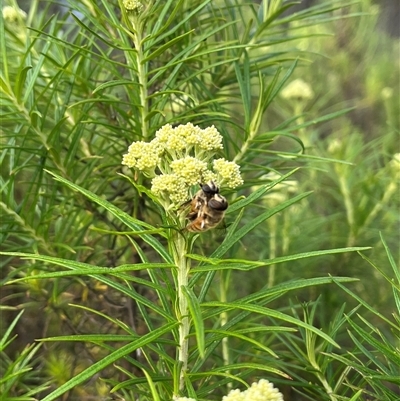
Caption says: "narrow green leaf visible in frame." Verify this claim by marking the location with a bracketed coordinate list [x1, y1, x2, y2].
[356, 252, 400, 292]
[367, 375, 400, 385]
[147, 0, 185, 40]
[237, 277, 357, 307]
[193, 362, 290, 379]
[190, 371, 248, 390]
[380, 233, 400, 282]
[40, 334, 142, 342]
[254, 2, 298, 38]
[143, 30, 194, 63]
[0, 74, 12, 97]
[264, 59, 297, 110]
[206, 329, 278, 358]
[195, 277, 355, 372]
[22, 17, 58, 104]
[0, 310, 24, 351]
[346, 330, 390, 373]
[0, 10, 8, 81]
[234, 56, 251, 129]
[347, 318, 400, 366]
[14, 65, 32, 103]
[149, 0, 211, 47]
[274, 107, 356, 132]
[93, 79, 141, 93]
[29, 110, 43, 128]
[142, 369, 161, 401]
[1, 253, 174, 284]
[348, 390, 363, 401]
[202, 301, 340, 348]
[253, 148, 355, 165]
[191, 247, 371, 272]
[183, 286, 205, 358]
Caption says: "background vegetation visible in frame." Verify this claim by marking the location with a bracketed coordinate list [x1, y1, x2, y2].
[1, 0, 399, 400]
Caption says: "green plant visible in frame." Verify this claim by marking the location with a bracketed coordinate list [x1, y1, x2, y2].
[0, 311, 50, 400]
[330, 235, 400, 401]
[1, 0, 398, 400]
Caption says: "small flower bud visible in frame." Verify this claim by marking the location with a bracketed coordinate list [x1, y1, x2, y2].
[123, 0, 143, 12]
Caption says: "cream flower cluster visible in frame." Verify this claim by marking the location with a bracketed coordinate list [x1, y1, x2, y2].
[123, 0, 144, 12]
[122, 123, 243, 209]
[281, 78, 314, 101]
[173, 398, 197, 401]
[154, 123, 223, 154]
[122, 141, 161, 173]
[213, 159, 243, 188]
[389, 153, 400, 179]
[2, 5, 27, 24]
[222, 379, 284, 401]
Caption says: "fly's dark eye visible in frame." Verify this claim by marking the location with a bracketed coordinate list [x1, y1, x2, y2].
[208, 198, 228, 211]
[201, 181, 218, 195]
[201, 183, 211, 193]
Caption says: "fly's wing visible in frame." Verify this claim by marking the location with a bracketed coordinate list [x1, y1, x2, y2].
[181, 190, 206, 221]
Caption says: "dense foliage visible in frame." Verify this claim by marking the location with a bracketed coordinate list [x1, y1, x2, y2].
[1, 0, 399, 400]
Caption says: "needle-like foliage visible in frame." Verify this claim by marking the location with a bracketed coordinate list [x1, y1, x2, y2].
[1, 1, 398, 400]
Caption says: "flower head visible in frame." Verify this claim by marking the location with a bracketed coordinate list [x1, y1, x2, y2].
[154, 123, 223, 154]
[213, 159, 243, 188]
[327, 138, 343, 155]
[2, 5, 27, 24]
[2, 5, 28, 40]
[122, 141, 161, 174]
[173, 397, 197, 401]
[123, 0, 143, 12]
[151, 174, 188, 207]
[122, 123, 242, 211]
[381, 87, 393, 100]
[222, 389, 245, 401]
[155, 123, 188, 152]
[388, 153, 400, 179]
[199, 125, 224, 151]
[170, 157, 208, 186]
[281, 78, 314, 101]
[222, 379, 284, 401]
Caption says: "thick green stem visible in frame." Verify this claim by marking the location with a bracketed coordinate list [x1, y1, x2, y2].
[126, 13, 148, 216]
[171, 232, 191, 393]
[220, 272, 232, 390]
[267, 214, 277, 288]
[128, 14, 149, 139]
[337, 173, 355, 247]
